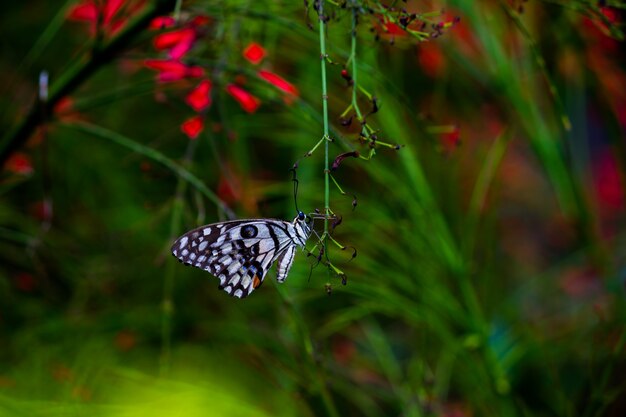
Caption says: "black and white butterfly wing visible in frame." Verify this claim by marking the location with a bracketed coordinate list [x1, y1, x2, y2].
[171, 218, 309, 298]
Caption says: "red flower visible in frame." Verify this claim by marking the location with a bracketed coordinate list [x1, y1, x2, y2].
[49, 96, 84, 123]
[243, 42, 266, 65]
[154, 28, 196, 60]
[225, 84, 261, 113]
[190, 15, 212, 27]
[144, 59, 205, 82]
[417, 42, 445, 77]
[382, 21, 406, 36]
[373, 14, 408, 38]
[150, 16, 176, 30]
[68, 3, 98, 22]
[181, 115, 204, 139]
[258, 70, 299, 96]
[185, 80, 212, 112]
[4, 152, 33, 175]
[440, 125, 460, 152]
[150, 15, 211, 59]
[67, 0, 128, 36]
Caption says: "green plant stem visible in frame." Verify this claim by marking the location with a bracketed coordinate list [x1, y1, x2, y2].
[319, 1, 330, 236]
[315, 3, 339, 417]
[173, 0, 183, 21]
[464, 129, 511, 260]
[0, 0, 177, 165]
[350, 8, 363, 123]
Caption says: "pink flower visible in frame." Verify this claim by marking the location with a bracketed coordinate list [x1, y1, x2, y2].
[153, 28, 196, 60]
[258, 70, 299, 96]
[185, 80, 212, 111]
[67, 0, 130, 37]
[190, 15, 212, 27]
[181, 115, 204, 139]
[150, 16, 176, 30]
[68, 3, 98, 22]
[243, 42, 266, 65]
[225, 84, 261, 113]
[4, 152, 33, 175]
[144, 59, 205, 82]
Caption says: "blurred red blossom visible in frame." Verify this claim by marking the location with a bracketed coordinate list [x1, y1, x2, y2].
[67, 0, 142, 37]
[68, 2, 98, 22]
[53, 97, 84, 122]
[151, 14, 211, 59]
[432, 125, 461, 153]
[149, 16, 176, 30]
[4, 152, 33, 175]
[243, 42, 266, 65]
[417, 42, 445, 77]
[181, 115, 204, 139]
[582, 7, 622, 52]
[379, 20, 407, 37]
[226, 84, 260, 113]
[153, 28, 196, 59]
[258, 70, 299, 102]
[185, 79, 212, 112]
[144, 59, 204, 82]
[189, 15, 211, 26]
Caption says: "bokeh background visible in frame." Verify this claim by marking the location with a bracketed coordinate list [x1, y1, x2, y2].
[1, 0, 625, 416]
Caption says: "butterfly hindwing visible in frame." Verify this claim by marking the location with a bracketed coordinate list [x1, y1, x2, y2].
[172, 218, 307, 298]
[275, 244, 296, 283]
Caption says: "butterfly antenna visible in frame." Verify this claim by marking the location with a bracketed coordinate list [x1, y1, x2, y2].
[290, 166, 300, 214]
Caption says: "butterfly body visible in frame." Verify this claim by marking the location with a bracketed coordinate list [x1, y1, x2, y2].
[171, 213, 312, 298]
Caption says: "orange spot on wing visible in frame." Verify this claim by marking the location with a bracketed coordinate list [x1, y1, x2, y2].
[253, 275, 262, 289]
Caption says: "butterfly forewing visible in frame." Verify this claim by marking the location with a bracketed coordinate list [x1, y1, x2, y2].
[171, 218, 310, 298]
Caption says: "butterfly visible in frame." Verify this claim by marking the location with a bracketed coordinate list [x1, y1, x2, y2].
[171, 211, 313, 298]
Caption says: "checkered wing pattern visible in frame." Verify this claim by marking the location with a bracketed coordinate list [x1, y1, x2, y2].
[171, 216, 311, 298]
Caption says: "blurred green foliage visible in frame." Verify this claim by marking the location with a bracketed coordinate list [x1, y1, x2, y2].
[1, 0, 625, 416]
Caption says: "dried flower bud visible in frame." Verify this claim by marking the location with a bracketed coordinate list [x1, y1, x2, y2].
[340, 115, 353, 126]
[331, 151, 360, 170]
